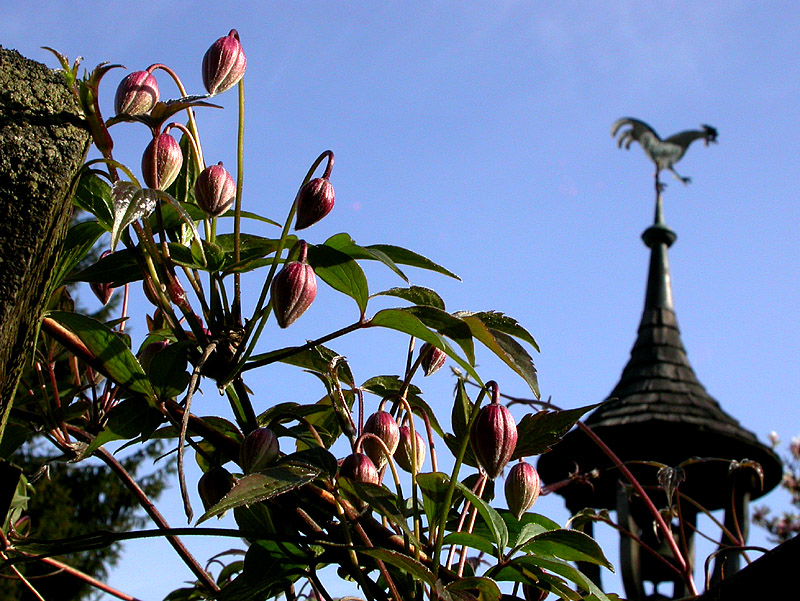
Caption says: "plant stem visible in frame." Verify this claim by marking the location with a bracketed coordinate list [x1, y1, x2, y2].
[36, 556, 143, 601]
[232, 78, 245, 325]
[93, 448, 218, 593]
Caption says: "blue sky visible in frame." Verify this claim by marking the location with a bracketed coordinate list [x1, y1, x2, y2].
[5, 2, 799, 599]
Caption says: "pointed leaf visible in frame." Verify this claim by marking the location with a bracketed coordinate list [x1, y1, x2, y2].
[464, 311, 539, 352]
[417, 472, 451, 532]
[110, 183, 159, 250]
[372, 286, 445, 310]
[512, 403, 601, 459]
[358, 548, 436, 586]
[492, 555, 613, 601]
[453, 478, 508, 552]
[46, 311, 156, 402]
[53, 220, 106, 288]
[68, 248, 142, 286]
[445, 577, 502, 601]
[460, 314, 538, 397]
[325, 232, 409, 282]
[442, 532, 496, 556]
[521, 529, 613, 570]
[366, 243, 460, 280]
[405, 306, 474, 364]
[73, 172, 113, 228]
[84, 397, 164, 454]
[338, 478, 421, 545]
[307, 243, 369, 316]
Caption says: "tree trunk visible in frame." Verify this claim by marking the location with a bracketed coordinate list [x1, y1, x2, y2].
[0, 47, 89, 442]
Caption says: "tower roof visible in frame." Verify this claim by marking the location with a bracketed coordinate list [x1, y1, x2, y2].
[537, 201, 782, 511]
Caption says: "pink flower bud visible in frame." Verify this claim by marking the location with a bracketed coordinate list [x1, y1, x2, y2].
[142, 132, 183, 190]
[270, 241, 317, 328]
[362, 411, 400, 469]
[114, 70, 159, 116]
[90, 251, 115, 305]
[504, 461, 541, 519]
[202, 29, 246, 96]
[339, 453, 379, 485]
[420, 343, 447, 376]
[395, 426, 426, 473]
[295, 177, 335, 230]
[198, 467, 235, 511]
[469, 382, 517, 480]
[195, 162, 235, 217]
[239, 427, 280, 474]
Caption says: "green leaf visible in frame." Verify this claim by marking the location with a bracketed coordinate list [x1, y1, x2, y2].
[46, 311, 156, 403]
[53, 220, 106, 288]
[84, 397, 164, 455]
[307, 243, 369, 316]
[417, 472, 451, 533]
[73, 171, 113, 229]
[459, 313, 539, 398]
[452, 478, 508, 552]
[466, 311, 539, 352]
[512, 403, 600, 459]
[521, 529, 614, 570]
[445, 577, 502, 601]
[368, 308, 482, 383]
[68, 248, 142, 286]
[324, 232, 409, 282]
[248, 343, 355, 387]
[147, 340, 192, 400]
[492, 555, 613, 601]
[110, 182, 158, 251]
[372, 285, 445, 310]
[442, 531, 496, 556]
[358, 548, 436, 586]
[405, 306, 475, 365]
[338, 478, 421, 545]
[197, 463, 323, 523]
[365, 243, 460, 280]
[165, 133, 200, 206]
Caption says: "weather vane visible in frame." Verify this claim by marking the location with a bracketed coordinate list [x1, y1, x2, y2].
[611, 118, 718, 212]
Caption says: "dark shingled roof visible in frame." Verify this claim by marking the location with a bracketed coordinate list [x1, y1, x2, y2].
[537, 215, 782, 511]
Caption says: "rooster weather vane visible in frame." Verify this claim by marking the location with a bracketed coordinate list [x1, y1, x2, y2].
[611, 117, 718, 198]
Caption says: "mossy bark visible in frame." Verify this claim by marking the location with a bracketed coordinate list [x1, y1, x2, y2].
[0, 47, 89, 439]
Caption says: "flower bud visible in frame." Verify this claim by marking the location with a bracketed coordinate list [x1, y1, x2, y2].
[195, 162, 236, 217]
[202, 29, 247, 96]
[295, 177, 335, 230]
[339, 453, 379, 485]
[395, 426, 426, 473]
[142, 132, 183, 190]
[114, 70, 159, 116]
[270, 241, 317, 328]
[197, 467, 235, 511]
[146, 308, 167, 332]
[504, 461, 541, 519]
[90, 251, 115, 305]
[420, 343, 447, 376]
[522, 583, 549, 601]
[239, 427, 280, 474]
[469, 382, 517, 480]
[362, 411, 400, 469]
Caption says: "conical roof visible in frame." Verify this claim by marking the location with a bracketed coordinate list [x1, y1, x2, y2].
[537, 202, 782, 511]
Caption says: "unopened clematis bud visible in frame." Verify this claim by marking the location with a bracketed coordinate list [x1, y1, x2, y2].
[270, 241, 317, 328]
[362, 411, 400, 469]
[198, 467, 236, 511]
[504, 460, 541, 519]
[195, 162, 235, 217]
[142, 132, 183, 190]
[339, 453, 379, 485]
[137, 340, 170, 373]
[469, 381, 517, 480]
[239, 427, 280, 474]
[202, 29, 246, 96]
[395, 426, 426, 473]
[114, 70, 159, 116]
[420, 343, 447, 376]
[295, 177, 335, 230]
[90, 250, 115, 305]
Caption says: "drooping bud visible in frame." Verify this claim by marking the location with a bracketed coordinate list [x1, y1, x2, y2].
[195, 162, 235, 217]
[339, 453, 379, 485]
[469, 381, 517, 480]
[202, 29, 247, 96]
[146, 308, 167, 332]
[89, 251, 115, 305]
[295, 177, 335, 230]
[395, 426, 426, 473]
[138, 340, 170, 373]
[420, 343, 447, 376]
[504, 460, 541, 519]
[197, 467, 236, 511]
[239, 427, 280, 474]
[114, 70, 159, 116]
[362, 411, 400, 469]
[270, 241, 317, 328]
[142, 132, 183, 190]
